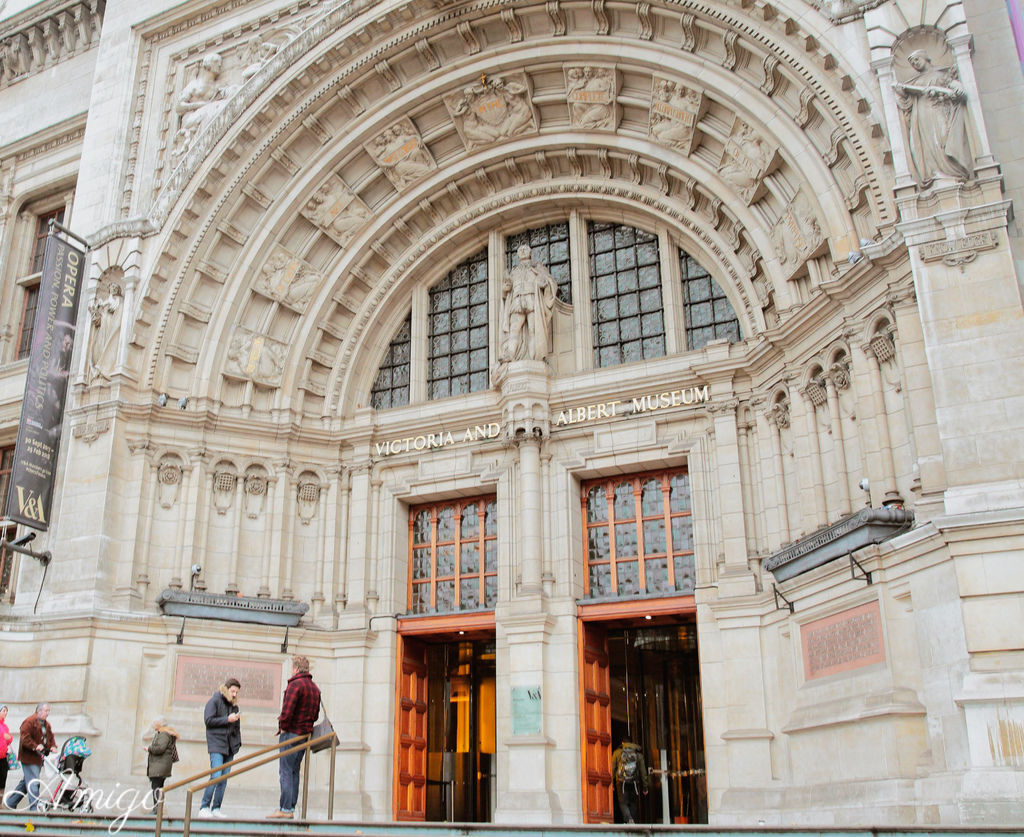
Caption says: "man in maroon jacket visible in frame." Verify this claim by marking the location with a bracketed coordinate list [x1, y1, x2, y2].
[3, 703, 57, 811]
[267, 655, 321, 819]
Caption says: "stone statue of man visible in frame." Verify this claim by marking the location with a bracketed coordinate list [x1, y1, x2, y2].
[499, 244, 558, 363]
[894, 49, 972, 187]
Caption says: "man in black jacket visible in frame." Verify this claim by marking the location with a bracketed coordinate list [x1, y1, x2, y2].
[198, 678, 241, 818]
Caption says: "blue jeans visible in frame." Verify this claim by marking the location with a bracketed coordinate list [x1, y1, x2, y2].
[5, 762, 42, 811]
[278, 732, 306, 813]
[199, 752, 231, 810]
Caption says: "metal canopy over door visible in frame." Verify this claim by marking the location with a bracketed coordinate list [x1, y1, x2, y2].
[579, 621, 614, 823]
[395, 636, 428, 820]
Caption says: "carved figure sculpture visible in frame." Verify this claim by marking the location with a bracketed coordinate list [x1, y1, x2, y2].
[649, 78, 701, 150]
[257, 249, 321, 311]
[87, 280, 123, 382]
[719, 121, 772, 202]
[240, 35, 279, 82]
[445, 75, 537, 150]
[225, 329, 286, 387]
[365, 121, 436, 190]
[771, 189, 823, 274]
[300, 178, 371, 246]
[171, 52, 230, 159]
[499, 244, 558, 363]
[894, 49, 972, 187]
[566, 67, 616, 130]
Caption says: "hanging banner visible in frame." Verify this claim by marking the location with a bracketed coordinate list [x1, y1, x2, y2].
[5, 232, 86, 530]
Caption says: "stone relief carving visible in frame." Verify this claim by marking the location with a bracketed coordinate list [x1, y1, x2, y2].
[893, 40, 972, 188]
[718, 119, 774, 203]
[213, 469, 237, 515]
[87, 268, 124, 383]
[364, 118, 437, 190]
[565, 66, 617, 130]
[170, 52, 234, 162]
[299, 176, 371, 248]
[771, 188, 825, 277]
[255, 246, 322, 311]
[767, 400, 791, 429]
[649, 77, 702, 153]
[244, 471, 268, 520]
[498, 244, 558, 364]
[296, 477, 320, 525]
[157, 460, 183, 510]
[224, 327, 287, 388]
[443, 73, 538, 150]
[239, 32, 284, 83]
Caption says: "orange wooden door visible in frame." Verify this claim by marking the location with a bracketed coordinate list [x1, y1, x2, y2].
[579, 621, 614, 822]
[395, 636, 429, 820]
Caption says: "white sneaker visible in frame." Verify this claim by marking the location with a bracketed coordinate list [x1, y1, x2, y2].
[198, 807, 212, 818]
[212, 809, 227, 818]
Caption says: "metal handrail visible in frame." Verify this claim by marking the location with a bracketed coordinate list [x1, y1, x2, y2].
[153, 730, 337, 837]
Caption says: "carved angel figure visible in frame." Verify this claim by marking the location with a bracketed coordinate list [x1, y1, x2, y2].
[893, 49, 972, 187]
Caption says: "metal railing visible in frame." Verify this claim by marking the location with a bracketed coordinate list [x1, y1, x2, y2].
[154, 730, 337, 837]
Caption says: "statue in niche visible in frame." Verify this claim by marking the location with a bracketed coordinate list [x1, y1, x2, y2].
[498, 244, 558, 364]
[444, 74, 537, 150]
[894, 49, 972, 187]
[566, 66, 616, 130]
[649, 78, 701, 150]
[365, 121, 436, 190]
[257, 248, 321, 310]
[87, 278, 123, 383]
[170, 52, 231, 160]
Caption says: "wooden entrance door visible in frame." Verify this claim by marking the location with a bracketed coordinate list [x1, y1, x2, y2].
[579, 621, 614, 822]
[395, 636, 428, 820]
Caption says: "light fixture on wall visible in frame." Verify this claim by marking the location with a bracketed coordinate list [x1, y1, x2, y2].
[156, 393, 168, 407]
[859, 477, 871, 506]
[177, 396, 188, 410]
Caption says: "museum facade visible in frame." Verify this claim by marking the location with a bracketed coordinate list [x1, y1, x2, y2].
[1, 0, 1024, 825]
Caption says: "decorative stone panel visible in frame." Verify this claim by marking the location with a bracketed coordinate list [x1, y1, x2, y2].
[363, 118, 436, 191]
[255, 245, 323, 312]
[443, 73, 539, 151]
[224, 327, 288, 388]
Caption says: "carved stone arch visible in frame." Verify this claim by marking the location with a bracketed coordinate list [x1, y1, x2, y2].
[133, 0, 900, 421]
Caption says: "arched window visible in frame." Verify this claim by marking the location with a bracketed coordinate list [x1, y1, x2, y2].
[370, 315, 411, 409]
[588, 222, 666, 368]
[428, 248, 489, 400]
[680, 252, 741, 350]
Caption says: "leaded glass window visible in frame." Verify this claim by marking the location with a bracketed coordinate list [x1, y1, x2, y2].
[681, 253, 741, 350]
[582, 469, 694, 599]
[588, 222, 666, 368]
[505, 221, 572, 303]
[409, 497, 498, 614]
[428, 249, 489, 400]
[371, 315, 412, 409]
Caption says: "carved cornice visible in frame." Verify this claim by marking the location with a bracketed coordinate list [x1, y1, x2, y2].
[0, 0, 104, 90]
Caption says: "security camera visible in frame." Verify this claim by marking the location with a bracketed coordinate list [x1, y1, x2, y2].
[11, 532, 36, 547]
[190, 564, 202, 576]
[858, 478, 870, 491]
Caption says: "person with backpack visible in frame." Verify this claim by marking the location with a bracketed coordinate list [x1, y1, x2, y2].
[611, 738, 648, 823]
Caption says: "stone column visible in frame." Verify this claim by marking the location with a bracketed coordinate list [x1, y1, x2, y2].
[824, 369, 851, 516]
[708, 398, 754, 596]
[862, 334, 902, 506]
[800, 383, 829, 528]
[766, 401, 791, 544]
